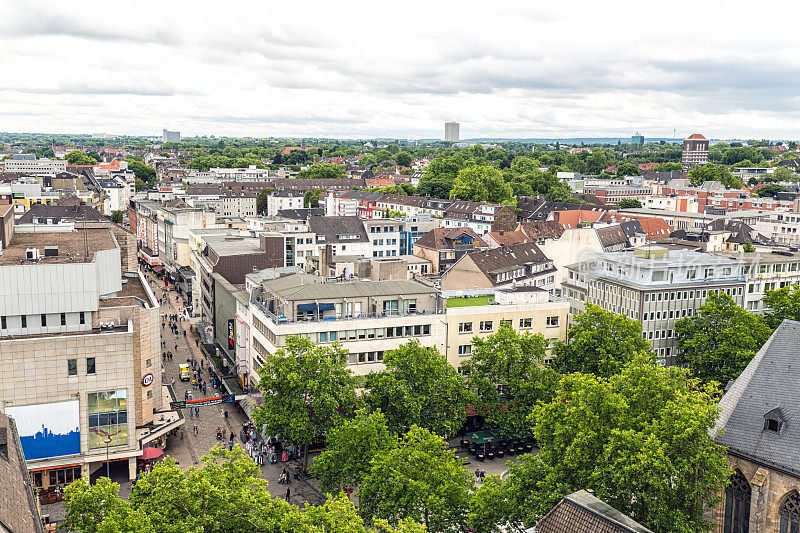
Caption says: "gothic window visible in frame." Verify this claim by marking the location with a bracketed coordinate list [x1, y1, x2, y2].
[780, 491, 800, 533]
[723, 470, 750, 533]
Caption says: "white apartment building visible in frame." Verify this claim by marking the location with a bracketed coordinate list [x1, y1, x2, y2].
[364, 219, 401, 259]
[2, 158, 67, 175]
[642, 195, 699, 213]
[219, 191, 257, 218]
[755, 209, 800, 245]
[267, 190, 304, 217]
[248, 274, 445, 380]
[209, 166, 271, 181]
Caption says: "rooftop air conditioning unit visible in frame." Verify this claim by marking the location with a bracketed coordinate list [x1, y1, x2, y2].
[25, 248, 40, 261]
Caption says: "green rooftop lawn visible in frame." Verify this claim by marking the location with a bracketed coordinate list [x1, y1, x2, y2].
[445, 296, 493, 308]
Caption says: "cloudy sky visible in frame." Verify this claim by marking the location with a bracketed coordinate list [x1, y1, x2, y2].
[0, 1, 797, 140]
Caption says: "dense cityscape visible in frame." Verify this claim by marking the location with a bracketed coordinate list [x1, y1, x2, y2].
[2, 2, 800, 533]
[1, 127, 798, 533]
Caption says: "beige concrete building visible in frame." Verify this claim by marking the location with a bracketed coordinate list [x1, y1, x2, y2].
[443, 288, 569, 368]
[248, 273, 445, 379]
[0, 226, 181, 494]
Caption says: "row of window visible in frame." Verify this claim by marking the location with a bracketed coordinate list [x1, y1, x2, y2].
[643, 329, 674, 340]
[316, 324, 432, 343]
[458, 316, 560, 334]
[643, 287, 742, 302]
[369, 226, 397, 233]
[372, 238, 398, 246]
[0, 312, 86, 330]
[349, 351, 385, 364]
[373, 250, 398, 257]
[643, 309, 694, 321]
[67, 357, 96, 376]
[750, 280, 794, 293]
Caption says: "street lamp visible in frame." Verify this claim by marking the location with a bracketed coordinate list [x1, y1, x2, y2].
[104, 435, 112, 479]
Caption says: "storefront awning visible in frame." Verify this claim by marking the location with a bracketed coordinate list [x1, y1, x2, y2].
[152, 265, 165, 273]
[297, 303, 317, 312]
[318, 303, 336, 311]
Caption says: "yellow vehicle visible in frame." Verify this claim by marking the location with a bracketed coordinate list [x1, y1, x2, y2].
[179, 364, 191, 382]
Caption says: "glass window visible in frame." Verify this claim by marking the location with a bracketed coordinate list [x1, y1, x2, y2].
[422, 324, 430, 335]
[87, 358, 96, 375]
[479, 321, 493, 332]
[88, 389, 128, 450]
[358, 329, 366, 340]
[414, 325, 421, 336]
[61, 313, 66, 326]
[546, 316, 560, 327]
[458, 344, 472, 356]
[319, 332, 328, 343]
[330, 331, 337, 342]
[458, 322, 473, 333]
[67, 359, 77, 376]
[519, 318, 532, 328]
[382, 300, 399, 316]
[404, 325, 413, 336]
[41, 314, 47, 327]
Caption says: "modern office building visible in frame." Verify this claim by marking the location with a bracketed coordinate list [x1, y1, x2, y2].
[631, 132, 645, 146]
[0, 224, 180, 491]
[2, 158, 67, 175]
[445, 121, 460, 142]
[562, 246, 746, 365]
[682, 133, 709, 169]
[248, 274, 445, 379]
[162, 129, 181, 142]
[443, 288, 568, 368]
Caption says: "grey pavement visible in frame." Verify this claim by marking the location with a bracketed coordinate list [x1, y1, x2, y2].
[152, 273, 325, 507]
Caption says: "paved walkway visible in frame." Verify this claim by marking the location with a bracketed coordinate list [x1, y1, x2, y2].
[150, 273, 324, 506]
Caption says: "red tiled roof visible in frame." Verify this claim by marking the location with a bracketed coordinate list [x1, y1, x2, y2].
[365, 177, 395, 188]
[599, 213, 672, 239]
[687, 133, 707, 140]
[485, 230, 530, 247]
[552, 209, 604, 229]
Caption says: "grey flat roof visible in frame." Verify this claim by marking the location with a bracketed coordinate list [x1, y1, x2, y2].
[262, 273, 438, 301]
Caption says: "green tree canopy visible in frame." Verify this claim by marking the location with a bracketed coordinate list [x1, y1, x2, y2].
[364, 340, 470, 436]
[771, 165, 798, 181]
[303, 189, 323, 208]
[618, 198, 642, 208]
[551, 304, 654, 376]
[309, 409, 393, 494]
[764, 283, 800, 328]
[66, 150, 98, 165]
[461, 322, 559, 434]
[296, 163, 347, 179]
[253, 336, 359, 468]
[615, 162, 640, 176]
[756, 183, 786, 197]
[472, 361, 730, 533]
[687, 163, 741, 188]
[64, 446, 423, 533]
[675, 291, 771, 384]
[110, 211, 123, 224]
[652, 162, 683, 171]
[449, 165, 515, 205]
[125, 158, 156, 184]
[359, 426, 474, 533]
[395, 151, 413, 167]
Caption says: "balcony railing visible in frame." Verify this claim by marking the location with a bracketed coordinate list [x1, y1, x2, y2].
[251, 300, 442, 325]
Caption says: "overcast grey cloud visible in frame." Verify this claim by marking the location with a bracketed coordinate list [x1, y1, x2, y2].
[0, 0, 798, 139]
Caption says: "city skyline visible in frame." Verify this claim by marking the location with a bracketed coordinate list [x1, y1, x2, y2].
[1, 1, 799, 139]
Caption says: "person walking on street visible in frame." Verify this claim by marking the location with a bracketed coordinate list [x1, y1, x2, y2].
[286, 487, 290, 503]
[193, 424, 198, 436]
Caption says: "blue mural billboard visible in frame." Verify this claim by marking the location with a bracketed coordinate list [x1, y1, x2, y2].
[5, 400, 81, 461]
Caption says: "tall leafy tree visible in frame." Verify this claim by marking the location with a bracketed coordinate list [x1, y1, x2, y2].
[687, 163, 741, 188]
[551, 304, 653, 377]
[309, 409, 393, 494]
[253, 336, 359, 468]
[461, 322, 559, 434]
[64, 446, 424, 533]
[472, 361, 730, 533]
[364, 340, 470, 436]
[255, 188, 275, 214]
[675, 291, 771, 384]
[395, 151, 413, 167]
[449, 165, 515, 205]
[296, 163, 347, 179]
[764, 282, 800, 328]
[360, 426, 474, 533]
